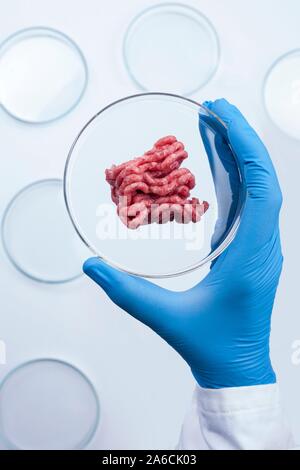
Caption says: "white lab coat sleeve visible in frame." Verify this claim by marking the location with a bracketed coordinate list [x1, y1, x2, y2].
[177, 383, 295, 450]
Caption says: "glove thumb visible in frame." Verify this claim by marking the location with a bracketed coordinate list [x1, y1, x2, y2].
[83, 257, 174, 332]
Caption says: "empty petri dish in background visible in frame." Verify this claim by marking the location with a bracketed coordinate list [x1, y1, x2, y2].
[264, 50, 300, 140]
[64, 93, 244, 278]
[0, 359, 100, 450]
[123, 4, 219, 95]
[0, 27, 88, 123]
[2, 179, 90, 283]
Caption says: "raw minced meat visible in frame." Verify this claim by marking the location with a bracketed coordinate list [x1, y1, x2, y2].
[105, 136, 209, 229]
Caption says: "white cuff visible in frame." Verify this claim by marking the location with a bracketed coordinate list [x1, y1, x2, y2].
[177, 383, 294, 450]
[195, 383, 280, 414]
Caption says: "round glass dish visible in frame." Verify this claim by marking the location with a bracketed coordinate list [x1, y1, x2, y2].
[0, 27, 88, 123]
[0, 359, 100, 450]
[64, 93, 244, 278]
[2, 179, 89, 283]
[123, 3, 219, 95]
[264, 50, 300, 140]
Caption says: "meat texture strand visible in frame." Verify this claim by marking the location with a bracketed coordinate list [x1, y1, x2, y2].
[105, 136, 209, 229]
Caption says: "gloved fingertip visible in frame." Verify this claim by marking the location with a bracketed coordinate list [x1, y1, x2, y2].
[209, 98, 242, 125]
[212, 98, 232, 108]
[202, 100, 212, 108]
[200, 101, 228, 139]
[83, 256, 127, 293]
[82, 256, 113, 286]
[83, 256, 101, 275]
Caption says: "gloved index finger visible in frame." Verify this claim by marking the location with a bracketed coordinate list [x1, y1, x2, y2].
[205, 99, 282, 259]
[206, 99, 281, 201]
[199, 110, 242, 253]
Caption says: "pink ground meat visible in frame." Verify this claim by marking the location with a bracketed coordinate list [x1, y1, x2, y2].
[105, 136, 209, 229]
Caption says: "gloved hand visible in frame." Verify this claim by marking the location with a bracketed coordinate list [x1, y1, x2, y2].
[83, 99, 283, 389]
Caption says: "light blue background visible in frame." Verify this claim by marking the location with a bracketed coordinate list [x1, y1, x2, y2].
[0, 0, 299, 449]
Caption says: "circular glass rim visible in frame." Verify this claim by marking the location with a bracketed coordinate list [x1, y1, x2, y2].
[122, 2, 220, 96]
[0, 358, 100, 450]
[1, 178, 84, 284]
[263, 48, 300, 141]
[64, 92, 245, 279]
[0, 26, 89, 124]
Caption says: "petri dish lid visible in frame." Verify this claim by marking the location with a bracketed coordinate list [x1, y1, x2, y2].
[64, 93, 244, 278]
[264, 50, 300, 140]
[0, 27, 88, 123]
[123, 3, 220, 95]
[0, 359, 99, 450]
[2, 179, 90, 283]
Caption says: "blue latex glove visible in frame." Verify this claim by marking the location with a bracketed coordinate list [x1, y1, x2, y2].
[83, 99, 283, 389]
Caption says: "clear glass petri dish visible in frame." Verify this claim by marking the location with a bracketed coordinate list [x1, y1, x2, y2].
[264, 50, 300, 140]
[2, 179, 89, 283]
[0, 359, 100, 450]
[64, 93, 245, 278]
[0, 27, 88, 123]
[123, 3, 219, 95]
